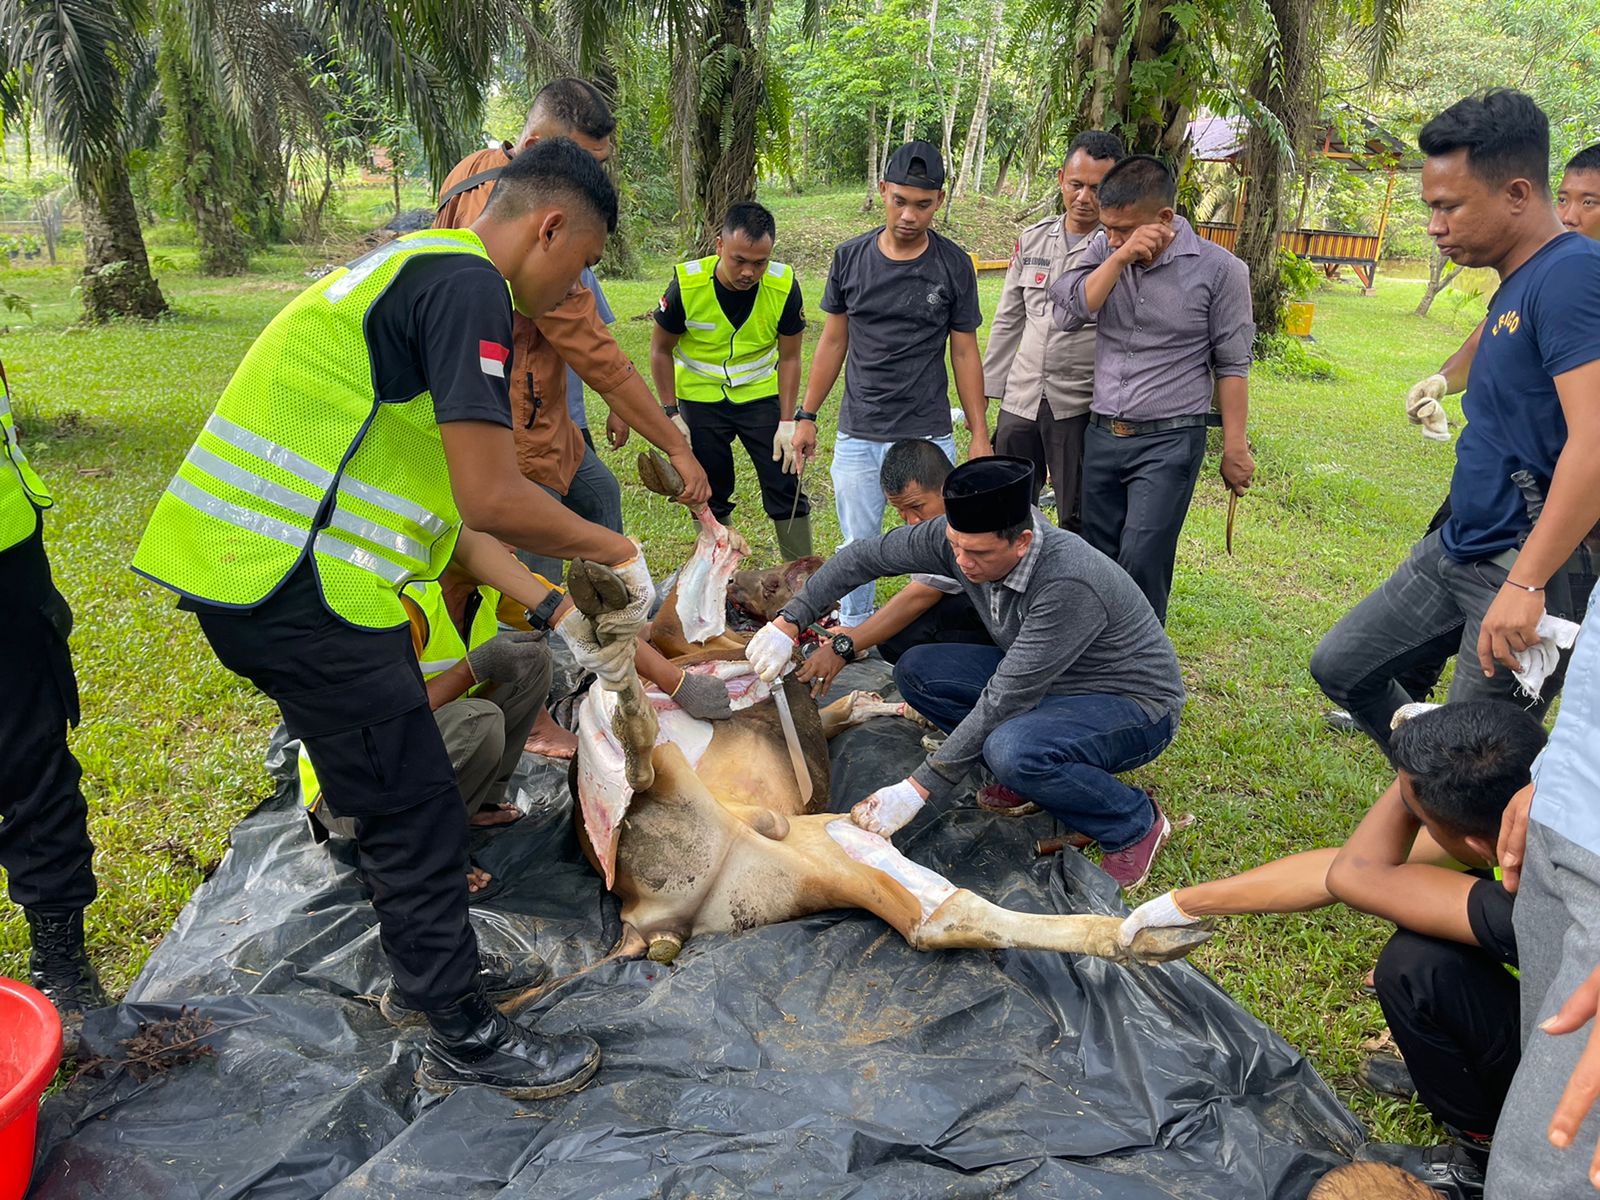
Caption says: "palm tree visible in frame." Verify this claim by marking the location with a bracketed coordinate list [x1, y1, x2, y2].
[1, 0, 168, 320]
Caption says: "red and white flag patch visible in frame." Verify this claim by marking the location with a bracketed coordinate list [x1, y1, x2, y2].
[479, 340, 509, 378]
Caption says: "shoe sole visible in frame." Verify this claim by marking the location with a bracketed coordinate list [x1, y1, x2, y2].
[415, 1049, 601, 1101]
[1110, 813, 1172, 892]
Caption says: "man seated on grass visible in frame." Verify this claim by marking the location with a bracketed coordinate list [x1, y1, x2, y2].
[1120, 700, 1544, 1196]
[747, 455, 1186, 891]
[795, 439, 992, 695]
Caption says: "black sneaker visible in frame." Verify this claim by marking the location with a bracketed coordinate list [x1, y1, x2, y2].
[1324, 708, 1359, 735]
[417, 987, 600, 1100]
[381, 949, 550, 1027]
[1356, 1142, 1485, 1199]
[25, 909, 109, 1022]
[1358, 1052, 1417, 1100]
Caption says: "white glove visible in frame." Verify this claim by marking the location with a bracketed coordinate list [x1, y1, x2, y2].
[553, 606, 636, 689]
[1512, 614, 1581, 701]
[1117, 890, 1199, 948]
[745, 620, 796, 682]
[591, 548, 654, 642]
[1405, 374, 1451, 442]
[668, 410, 692, 442]
[773, 420, 799, 474]
[850, 779, 925, 837]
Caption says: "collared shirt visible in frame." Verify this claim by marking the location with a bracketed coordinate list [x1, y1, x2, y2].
[1530, 584, 1600, 856]
[777, 512, 1185, 794]
[435, 148, 637, 493]
[1050, 215, 1254, 421]
[983, 216, 1098, 420]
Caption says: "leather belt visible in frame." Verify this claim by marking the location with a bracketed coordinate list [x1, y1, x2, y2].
[1090, 413, 1211, 437]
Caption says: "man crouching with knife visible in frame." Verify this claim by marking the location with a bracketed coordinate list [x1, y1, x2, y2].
[744, 456, 1186, 892]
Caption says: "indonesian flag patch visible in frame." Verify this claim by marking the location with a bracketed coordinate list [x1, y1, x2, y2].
[478, 339, 509, 378]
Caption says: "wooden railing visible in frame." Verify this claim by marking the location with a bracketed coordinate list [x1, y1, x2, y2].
[1194, 222, 1383, 288]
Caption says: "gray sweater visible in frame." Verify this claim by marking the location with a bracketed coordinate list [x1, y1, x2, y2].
[779, 514, 1186, 797]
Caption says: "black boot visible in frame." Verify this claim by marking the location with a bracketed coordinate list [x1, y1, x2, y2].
[417, 987, 600, 1100]
[25, 909, 109, 1020]
[380, 949, 551, 1027]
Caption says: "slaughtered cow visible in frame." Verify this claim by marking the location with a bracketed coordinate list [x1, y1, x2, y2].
[558, 454, 1211, 973]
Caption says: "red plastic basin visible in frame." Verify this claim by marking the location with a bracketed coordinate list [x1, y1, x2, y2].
[0, 977, 63, 1200]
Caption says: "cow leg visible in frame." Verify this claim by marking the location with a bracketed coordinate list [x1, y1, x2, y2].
[817, 819, 1209, 966]
[568, 558, 657, 791]
[817, 691, 936, 740]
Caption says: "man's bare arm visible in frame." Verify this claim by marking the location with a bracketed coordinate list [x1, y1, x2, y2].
[949, 330, 992, 458]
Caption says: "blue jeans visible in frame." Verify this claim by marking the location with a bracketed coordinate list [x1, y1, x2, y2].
[894, 644, 1172, 851]
[830, 431, 957, 625]
[517, 444, 624, 584]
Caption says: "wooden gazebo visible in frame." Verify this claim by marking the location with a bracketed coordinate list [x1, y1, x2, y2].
[1186, 113, 1418, 292]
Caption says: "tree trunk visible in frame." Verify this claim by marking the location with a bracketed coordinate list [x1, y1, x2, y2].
[77, 161, 167, 322]
[865, 102, 879, 204]
[1236, 0, 1315, 335]
[689, 0, 765, 252]
[940, 47, 964, 175]
[1416, 250, 1464, 316]
[1080, 0, 1188, 159]
[955, 0, 1001, 196]
[993, 135, 1018, 196]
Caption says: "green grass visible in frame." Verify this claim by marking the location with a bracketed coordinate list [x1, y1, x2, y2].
[0, 192, 1485, 1146]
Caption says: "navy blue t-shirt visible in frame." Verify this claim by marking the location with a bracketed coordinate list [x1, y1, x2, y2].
[1443, 233, 1600, 561]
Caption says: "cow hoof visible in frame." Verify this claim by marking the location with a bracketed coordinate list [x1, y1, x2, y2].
[1129, 923, 1212, 964]
[646, 933, 683, 964]
[568, 559, 630, 617]
[638, 450, 685, 499]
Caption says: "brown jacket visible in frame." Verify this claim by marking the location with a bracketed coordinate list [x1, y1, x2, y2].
[434, 146, 636, 492]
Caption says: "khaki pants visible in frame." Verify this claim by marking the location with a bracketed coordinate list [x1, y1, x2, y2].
[312, 645, 552, 838]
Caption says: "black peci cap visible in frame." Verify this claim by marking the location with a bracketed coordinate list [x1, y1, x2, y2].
[942, 456, 1034, 533]
[884, 140, 946, 190]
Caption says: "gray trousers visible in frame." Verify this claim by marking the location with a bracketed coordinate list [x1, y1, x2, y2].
[1486, 819, 1600, 1197]
[517, 444, 625, 584]
[994, 400, 1088, 533]
[1310, 529, 1591, 755]
[314, 646, 550, 837]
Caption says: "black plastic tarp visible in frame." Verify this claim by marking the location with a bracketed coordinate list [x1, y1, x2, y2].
[31, 660, 1362, 1199]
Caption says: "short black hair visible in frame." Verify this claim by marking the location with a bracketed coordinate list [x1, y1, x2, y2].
[530, 77, 616, 142]
[1388, 700, 1547, 840]
[1096, 154, 1176, 212]
[1064, 130, 1124, 169]
[485, 136, 618, 233]
[995, 518, 1031, 543]
[1566, 143, 1600, 176]
[880, 439, 954, 495]
[722, 201, 776, 243]
[1418, 90, 1551, 195]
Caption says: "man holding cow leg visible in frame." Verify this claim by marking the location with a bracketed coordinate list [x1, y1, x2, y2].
[748, 456, 1186, 891]
[134, 141, 651, 1099]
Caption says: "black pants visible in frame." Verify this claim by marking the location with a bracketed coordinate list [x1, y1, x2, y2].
[994, 401, 1089, 533]
[191, 563, 477, 1010]
[1375, 927, 1521, 1136]
[1080, 422, 1207, 625]
[0, 523, 96, 916]
[878, 592, 995, 665]
[681, 395, 808, 524]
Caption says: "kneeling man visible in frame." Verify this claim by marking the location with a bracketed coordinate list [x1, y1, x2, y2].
[747, 456, 1185, 889]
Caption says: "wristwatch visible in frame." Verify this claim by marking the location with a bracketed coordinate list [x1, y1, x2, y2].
[527, 588, 565, 632]
[663, 404, 681, 417]
[795, 410, 818, 422]
[830, 632, 855, 660]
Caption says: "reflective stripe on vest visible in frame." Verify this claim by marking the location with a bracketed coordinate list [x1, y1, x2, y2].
[671, 256, 791, 404]
[404, 580, 502, 687]
[0, 375, 52, 551]
[132, 230, 496, 628]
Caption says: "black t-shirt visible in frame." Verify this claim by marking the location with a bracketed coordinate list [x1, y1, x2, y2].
[820, 227, 983, 442]
[1467, 876, 1517, 969]
[654, 271, 806, 337]
[366, 253, 515, 427]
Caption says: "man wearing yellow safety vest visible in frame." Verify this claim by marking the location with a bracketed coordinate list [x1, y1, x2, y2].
[649, 202, 812, 559]
[0, 358, 109, 1029]
[132, 140, 651, 1101]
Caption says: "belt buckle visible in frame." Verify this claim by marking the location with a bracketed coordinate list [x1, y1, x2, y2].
[1111, 419, 1137, 437]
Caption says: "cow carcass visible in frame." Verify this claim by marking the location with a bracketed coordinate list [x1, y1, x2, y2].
[559, 456, 1209, 974]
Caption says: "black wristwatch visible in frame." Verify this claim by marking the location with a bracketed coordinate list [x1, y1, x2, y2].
[663, 404, 681, 417]
[795, 410, 818, 422]
[527, 588, 565, 632]
[830, 632, 855, 660]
